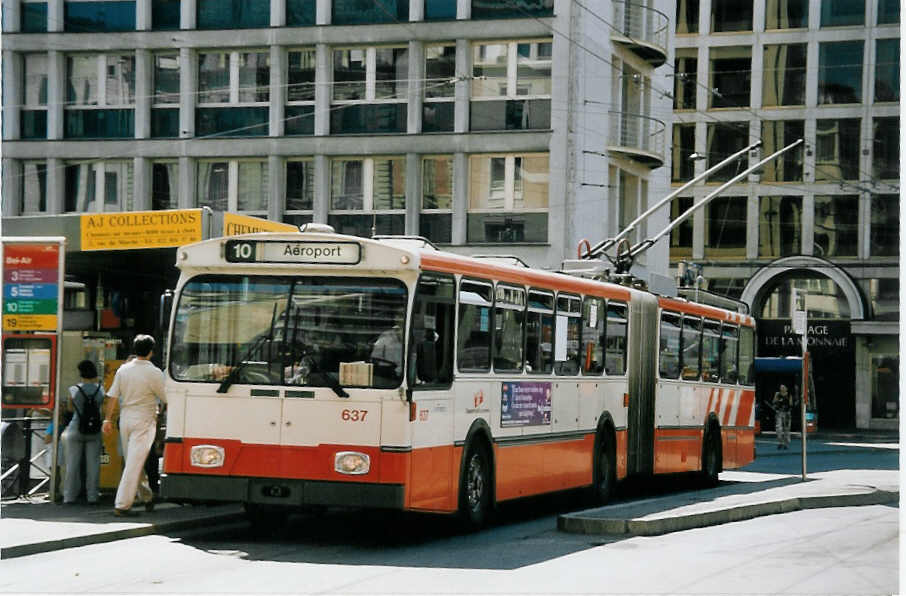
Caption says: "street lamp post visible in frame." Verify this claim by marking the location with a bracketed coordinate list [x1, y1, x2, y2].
[791, 288, 808, 480]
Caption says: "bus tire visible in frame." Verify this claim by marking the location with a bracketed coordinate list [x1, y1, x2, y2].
[700, 427, 721, 487]
[459, 441, 491, 530]
[591, 430, 616, 506]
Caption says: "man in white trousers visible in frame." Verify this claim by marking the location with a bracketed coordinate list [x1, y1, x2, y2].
[102, 334, 166, 517]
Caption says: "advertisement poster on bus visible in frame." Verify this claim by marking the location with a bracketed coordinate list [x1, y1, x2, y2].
[501, 381, 552, 427]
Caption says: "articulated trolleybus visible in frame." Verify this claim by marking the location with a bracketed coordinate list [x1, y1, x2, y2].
[161, 227, 756, 527]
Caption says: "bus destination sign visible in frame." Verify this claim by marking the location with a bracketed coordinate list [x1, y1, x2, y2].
[225, 240, 361, 265]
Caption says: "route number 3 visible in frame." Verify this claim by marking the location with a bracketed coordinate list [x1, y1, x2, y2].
[341, 409, 368, 422]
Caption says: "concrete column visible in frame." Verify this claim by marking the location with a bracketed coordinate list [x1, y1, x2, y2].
[746, 192, 758, 260]
[271, 0, 286, 26]
[409, 0, 422, 21]
[696, 45, 709, 113]
[858, 191, 870, 260]
[313, 154, 330, 222]
[2, 159, 22, 215]
[456, 0, 469, 19]
[47, 51, 64, 140]
[136, 0, 151, 30]
[807, 0, 821, 29]
[47, 0, 63, 31]
[270, 46, 285, 136]
[805, 40, 819, 108]
[697, 0, 711, 35]
[46, 157, 64, 214]
[454, 39, 470, 133]
[315, 44, 331, 136]
[316, 0, 330, 25]
[801, 193, 814, 255]
[133, 157, 152, 210]
[3, 0, 21, 32]
[269, 154, 285, 221]
[179, 48, 196, 138]
[135, 49, 152, 139]
[452, 152, 467, 244]
[749, 41, 763, 109]
[180, 0, 196, 29]
[178, 157, 195, 209]
[3, 52, 22, 140]
[405, 153, 420, 235]
[407, 41, 423, 134]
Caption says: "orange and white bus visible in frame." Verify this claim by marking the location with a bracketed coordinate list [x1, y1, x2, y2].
[160, 227, 756, 527]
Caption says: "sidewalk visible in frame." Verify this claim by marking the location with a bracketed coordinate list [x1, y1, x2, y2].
[0, 497, 244, 559]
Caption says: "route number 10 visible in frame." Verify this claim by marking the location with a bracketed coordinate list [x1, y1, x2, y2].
[225, 240, 256, 263]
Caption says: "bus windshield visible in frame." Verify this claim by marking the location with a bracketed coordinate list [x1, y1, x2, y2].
[170, 275, 408, 389]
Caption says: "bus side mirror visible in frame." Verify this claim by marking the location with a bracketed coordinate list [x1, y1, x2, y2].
[416, 340, 437, 383]
[159, 290, 174, 335]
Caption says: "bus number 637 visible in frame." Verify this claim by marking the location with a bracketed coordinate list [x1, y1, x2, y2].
[341, 409, 368, 422]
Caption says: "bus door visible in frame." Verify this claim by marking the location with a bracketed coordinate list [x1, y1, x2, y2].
[407, 273, 457, 511]
[626, 293, 658, 476]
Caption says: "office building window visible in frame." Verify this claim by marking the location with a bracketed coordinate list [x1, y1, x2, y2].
[21, 1, 47, 31]
[821, 0, 864, 27]
[873, 117, 898, 180]
[671, 123, 695, 183]
[196, 159, 268, 213]
[328, 157, 406, 237]
[870, 195, 899, 257]
[707, 278, 745, 300]
[286, 0, 315, 25]
[676, 0, 698, 33]
[866, 280, 898, 321]
[758, 196, 801, 258]
[761, 120, 803, 182]
[709, 46, 751, 108]
[64, 161, 134, 212]
[814, 195, 858, 257]
[704, 196, 746, 258]
[471, 0, 552, 19]
[471, 40, 552, 131]
[815, 118, 860, 181]
[197, 0, 269, 28]
[285, 159, 314, 225]
[424, 44, 456, 132]
[818, 41, 863, 104]
[64, 1, 135, 32]
[331, 47, 408, 134]
[65, 53, 135, 138]
[762, 44, 806, 107]
[152, 161, 179, 210]
[765, 0, 807, 28]
[674, 49, 697, 110]
[333, 0, 407, 24]
[425, 0, 456, 19]
[421, 155, 454, 243]
[706, 122, 748, 182]
[22, 53, 48, 139]
[197, 50, 269, 137]
[711, 0, 751, 31]
[151, 52, 179, 137]
[152, 0, 180, 29]
[468, 153, 549, 243]
[669, 197, 693, 259]
[875, 38, 899, 102]
[21, 162, 48, 213]
[286, 49, 316, 135]
[878, 0, 899, 23]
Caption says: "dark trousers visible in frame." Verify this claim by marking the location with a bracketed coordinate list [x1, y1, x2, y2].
[144, 448, 159, 494]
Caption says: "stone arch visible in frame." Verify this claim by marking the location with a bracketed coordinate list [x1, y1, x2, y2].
[740, 256, 866, 320]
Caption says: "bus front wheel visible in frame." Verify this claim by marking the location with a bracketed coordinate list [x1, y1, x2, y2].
[459, 442, 491, 529]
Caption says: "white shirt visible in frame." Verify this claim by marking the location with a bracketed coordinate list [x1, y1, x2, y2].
[107, 358, 166, 417]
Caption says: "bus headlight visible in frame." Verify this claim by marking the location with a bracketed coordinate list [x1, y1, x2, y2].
[334, 451, 370, 475]
[190, 445, 225, 468]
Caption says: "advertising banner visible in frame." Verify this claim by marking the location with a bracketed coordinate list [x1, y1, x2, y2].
[223, 213, 297, 236]
[501, 381, 552, 427]
[80, 209, 203, 250]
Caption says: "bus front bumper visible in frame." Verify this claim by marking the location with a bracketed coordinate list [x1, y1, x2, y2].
[161, 473, 405, 509]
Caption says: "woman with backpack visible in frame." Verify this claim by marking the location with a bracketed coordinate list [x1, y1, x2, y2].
[62, 360, 106, 504]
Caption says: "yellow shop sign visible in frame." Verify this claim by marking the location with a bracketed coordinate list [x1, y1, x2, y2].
[223, 213, 298, 236]
[80, 209, 204, 251]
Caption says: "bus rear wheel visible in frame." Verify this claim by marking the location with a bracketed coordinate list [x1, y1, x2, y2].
[700, 429, 721, 487]
[591, 433, 616, 506]
[459, 442, 491, 529]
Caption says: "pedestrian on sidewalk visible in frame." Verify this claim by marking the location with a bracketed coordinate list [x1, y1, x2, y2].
[61, 360, 105, 504]
[773, 384, 793, 450]
[102, 335, 166, 517]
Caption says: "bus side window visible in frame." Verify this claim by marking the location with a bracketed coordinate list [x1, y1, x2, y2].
[720, 324, 739, 384]
[555, 293, 582, 376]
[681, 316, 702, 380]
[493, 284, 525, 373]
[582, 297, 605, 375]
[525, 289, 554, 374]
[701, 319, 721, 382]
[605, 301, 627, 375]
[410, 273, 455, 387]
[458, 280, 493, 372]
[658, 312, 681, 379]
[738, 326, 755, 386]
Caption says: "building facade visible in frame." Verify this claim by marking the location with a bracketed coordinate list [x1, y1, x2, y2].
[1, 0, 675, 351]
[670, 0, 899, 429]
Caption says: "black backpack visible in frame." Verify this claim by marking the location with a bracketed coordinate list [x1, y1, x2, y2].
[73, 385, 102, 435]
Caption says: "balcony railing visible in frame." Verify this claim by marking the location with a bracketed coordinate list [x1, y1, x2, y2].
[612, 1, 668, 66]
[608, 111, 665, 168]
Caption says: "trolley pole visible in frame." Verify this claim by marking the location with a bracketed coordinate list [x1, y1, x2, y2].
[792, 289, 807, 481]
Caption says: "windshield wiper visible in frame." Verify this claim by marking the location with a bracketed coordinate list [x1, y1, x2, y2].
[217, 303, 277, 393]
